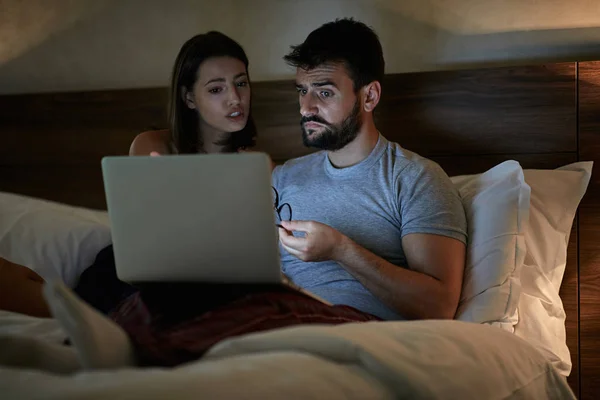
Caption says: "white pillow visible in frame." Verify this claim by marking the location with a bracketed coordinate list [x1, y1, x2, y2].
[451, 161, 531, 332]
[0, 192, 111, 287]
[515, 161, 592, 376]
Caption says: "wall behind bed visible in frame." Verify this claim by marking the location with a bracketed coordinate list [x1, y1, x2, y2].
[3, 0, 600, 95]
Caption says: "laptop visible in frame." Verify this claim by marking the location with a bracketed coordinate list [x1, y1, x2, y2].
[101, 152, 329, 304]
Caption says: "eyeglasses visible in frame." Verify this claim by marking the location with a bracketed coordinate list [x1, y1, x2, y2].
[272, 187, 292, 229]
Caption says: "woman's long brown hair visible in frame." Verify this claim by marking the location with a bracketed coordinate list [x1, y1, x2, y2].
[168, 32, 257, 154]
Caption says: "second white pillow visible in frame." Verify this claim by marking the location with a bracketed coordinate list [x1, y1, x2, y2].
[451, 161, 531, 332]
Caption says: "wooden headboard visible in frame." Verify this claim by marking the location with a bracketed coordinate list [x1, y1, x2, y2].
[2, 61, 599, 398]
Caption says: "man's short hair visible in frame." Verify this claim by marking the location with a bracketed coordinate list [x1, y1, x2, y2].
[283, 18, 385, 92]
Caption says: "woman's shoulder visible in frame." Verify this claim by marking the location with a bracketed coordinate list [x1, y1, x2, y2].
[129, 129, 175, 155]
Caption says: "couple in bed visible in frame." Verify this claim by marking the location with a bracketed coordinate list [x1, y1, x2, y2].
[9, 18, 468, 368]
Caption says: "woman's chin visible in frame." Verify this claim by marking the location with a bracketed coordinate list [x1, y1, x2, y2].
[224, 118, 248, 131]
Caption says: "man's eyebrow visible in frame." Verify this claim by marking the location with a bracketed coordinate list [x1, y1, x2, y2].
[311, 81, 338, 89]
[295, 81, 338, 90]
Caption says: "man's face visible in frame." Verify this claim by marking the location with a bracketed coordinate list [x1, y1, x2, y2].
[295, 63, 362, 151]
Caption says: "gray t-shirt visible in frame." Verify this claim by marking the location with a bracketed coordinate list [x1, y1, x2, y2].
[272, 134, 467, 320]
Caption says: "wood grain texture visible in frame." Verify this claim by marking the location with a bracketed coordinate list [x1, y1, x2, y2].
[376, 63, 577, 157]
[0, 64, 580, 208]
[0, 165, 106, 210]
[578, 61, 600, 400]
[563, 221, 579, 398]
[253, 63, 578, 163]
[431, 153, 577, 177]
[0, 88, 168, 166]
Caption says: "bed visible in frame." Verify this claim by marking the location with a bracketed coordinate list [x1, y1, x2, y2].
[1, 60, 600, 399]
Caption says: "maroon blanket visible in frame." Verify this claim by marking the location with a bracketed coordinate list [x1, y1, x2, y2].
[109, 288, 380, 367]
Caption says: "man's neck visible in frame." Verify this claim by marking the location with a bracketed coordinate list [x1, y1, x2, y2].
[327, 120, 380, 168]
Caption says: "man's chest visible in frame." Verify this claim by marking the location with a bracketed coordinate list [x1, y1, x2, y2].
[278, 179, 403, 254]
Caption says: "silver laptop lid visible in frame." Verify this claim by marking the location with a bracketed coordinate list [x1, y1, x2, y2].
[101, 153, 281, 283]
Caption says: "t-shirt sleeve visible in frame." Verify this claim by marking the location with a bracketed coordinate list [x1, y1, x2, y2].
[271, 164, 283, 191]
[397, 160, 468, 244]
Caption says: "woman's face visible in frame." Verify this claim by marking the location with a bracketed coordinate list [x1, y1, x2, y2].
[184, 56, 251, 134]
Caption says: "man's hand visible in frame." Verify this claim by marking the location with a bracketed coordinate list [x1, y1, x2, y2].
[278, 220, 347, 262]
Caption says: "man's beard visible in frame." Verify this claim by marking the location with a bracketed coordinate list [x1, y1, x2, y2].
[300, 101, 361, 151]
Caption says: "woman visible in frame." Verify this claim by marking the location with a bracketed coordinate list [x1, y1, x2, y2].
[73, 31, 267, 314]
[74, 31, 275, 314]
[0, 31, 260, 318]
[129, 31, 257, 157]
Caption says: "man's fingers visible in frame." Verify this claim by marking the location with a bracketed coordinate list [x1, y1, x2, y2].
[278, 226, 293, 236]
[281, 220, 311, 232]
[279, 231, 306, 249]
[280, 242, 305, 260]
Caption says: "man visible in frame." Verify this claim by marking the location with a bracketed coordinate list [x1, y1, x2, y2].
[274, 18, 467, 321]
[41, 19, 467, 369]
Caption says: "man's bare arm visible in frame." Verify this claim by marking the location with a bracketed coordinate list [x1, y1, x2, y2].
[279, 221, 466, 319]
[334, 233, 465, 319]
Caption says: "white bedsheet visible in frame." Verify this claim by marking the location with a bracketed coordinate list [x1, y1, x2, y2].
[0, 311, 574, 399]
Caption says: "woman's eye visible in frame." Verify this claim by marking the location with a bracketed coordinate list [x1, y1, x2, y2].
[237, 81, 248, 87]
[208, 87, 222, 94]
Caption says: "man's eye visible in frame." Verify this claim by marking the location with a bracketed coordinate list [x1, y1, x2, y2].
[321, 91, 332, 97]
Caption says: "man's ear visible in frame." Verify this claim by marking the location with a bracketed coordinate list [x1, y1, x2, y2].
[362, 81, 381, 113]
[182, 86, 196, 109]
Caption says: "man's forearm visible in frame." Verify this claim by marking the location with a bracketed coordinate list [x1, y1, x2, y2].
[333, 236, 458, 320]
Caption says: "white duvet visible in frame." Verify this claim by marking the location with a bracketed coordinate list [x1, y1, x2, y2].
[0, 311, 574, 400]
